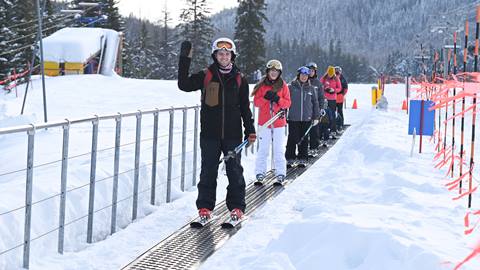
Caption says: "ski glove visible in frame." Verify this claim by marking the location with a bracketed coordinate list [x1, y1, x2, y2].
[180, 41, 192, 58]
[326, 88, 335, 94]
[320, 109, 326, 116]
[264, 90, 280, 103]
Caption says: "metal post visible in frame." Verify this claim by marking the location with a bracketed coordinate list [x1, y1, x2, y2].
[23, 126, 35, 269]
[419, 100, 424, 153]
[151, 110, 159, 205]
[443, 47, 449, 79]
[181, 108, 187, 192]
[192, 106, 199, 187]
[35, 0, 47, 122]
[111, 114, 121, 234]
[132, 111, 142, 220]
[166, 109, 174, 203]
[20, 0, 48, 115]
[58, 121, 70, 254]
[251, 105, 255, 154]
[87, 117, 99, 244]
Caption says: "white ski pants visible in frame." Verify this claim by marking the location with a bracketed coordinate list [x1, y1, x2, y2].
[255, 126, 287, 176]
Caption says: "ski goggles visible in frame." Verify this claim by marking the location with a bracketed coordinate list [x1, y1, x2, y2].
[213, 40, 234, 51]
[266, 60, 282, 70]
[297, 66, 310, 75]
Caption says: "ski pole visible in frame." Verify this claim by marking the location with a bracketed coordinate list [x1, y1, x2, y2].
[219, 110, 285, 164]
[297, 121, 315, 145]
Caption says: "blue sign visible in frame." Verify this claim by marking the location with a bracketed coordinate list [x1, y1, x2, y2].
[408, 100, 435, 136]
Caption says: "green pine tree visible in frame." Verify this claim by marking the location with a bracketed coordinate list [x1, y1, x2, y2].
[179, 0, 215, 72]
[156, 5, 176, 79]
[0, 0, 13, 78]
[234, 0, 267, 82]
[100, 0, 123, 31]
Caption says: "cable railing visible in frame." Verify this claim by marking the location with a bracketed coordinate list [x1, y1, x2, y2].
[0, 105, 207, 268]
[0, 103, 259, 269]
[0, 166, 202, 260]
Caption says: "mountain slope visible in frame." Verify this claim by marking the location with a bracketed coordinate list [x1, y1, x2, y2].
[212, 0, 476, 67]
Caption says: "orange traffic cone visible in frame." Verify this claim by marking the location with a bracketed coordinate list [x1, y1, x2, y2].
[401, 100, 408, 110]
[352, 99, 358, 109]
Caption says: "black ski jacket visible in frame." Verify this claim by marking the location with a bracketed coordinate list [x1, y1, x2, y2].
[177, 56, 255, 141]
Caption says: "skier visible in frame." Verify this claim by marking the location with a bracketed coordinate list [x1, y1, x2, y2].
[177, 38, 256, 223]
[252, 59, 291, 184]
[254, 69, 262, 82]
[285, 66, 320, 167]
[320, 65, 341, 137]
[306, 62, 325, 153]
[335, 66, 348, 132]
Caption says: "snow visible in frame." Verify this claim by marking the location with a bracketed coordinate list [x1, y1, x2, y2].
[41, 28, 120, 75]
[0, 75, 479, 270]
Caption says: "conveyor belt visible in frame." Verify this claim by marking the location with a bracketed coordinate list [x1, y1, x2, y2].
[122, 128, 347, 270]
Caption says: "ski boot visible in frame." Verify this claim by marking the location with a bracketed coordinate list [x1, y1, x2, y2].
[274, 174, 286, 186]
[296, 159, 307, 168]
[199, 208, 211, 222]
[230, 208, 244, 221]
[286, 159, 296, 169]
[254, 173, 265, 186]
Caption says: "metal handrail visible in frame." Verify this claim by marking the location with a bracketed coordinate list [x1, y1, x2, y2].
[0, 105, 199, 135]
[0, 103, 259, 269]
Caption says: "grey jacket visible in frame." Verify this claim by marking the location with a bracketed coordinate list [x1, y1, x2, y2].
[309, 77, 326, 110]
[287, 79, 320, 122]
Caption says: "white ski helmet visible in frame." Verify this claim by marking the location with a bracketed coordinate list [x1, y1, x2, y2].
[266, 59, 283, 71]
[211, 37, 237, 55]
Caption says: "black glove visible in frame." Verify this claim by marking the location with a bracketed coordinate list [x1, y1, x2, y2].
[264, 90, 280, 103]
[327, 88, 335, 94]
[180, 41, 192, 58]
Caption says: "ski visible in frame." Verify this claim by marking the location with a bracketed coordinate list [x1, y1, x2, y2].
[221, 216, 246, 229]
[296, 162, 307, 168]
[190, 215, 215, 228]
[273, 180, 285, 186]
[253, 180, 264, 186]
[286, 161, 297, 169]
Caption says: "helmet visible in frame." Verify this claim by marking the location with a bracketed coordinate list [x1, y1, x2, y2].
[334, 66, 342, 73]
[327, 66, 335, 77]
[211, 37, 236, 55]
[297, 66, 310, 75]
[307, 62, 317, 70]
[266, 59, 282, 71]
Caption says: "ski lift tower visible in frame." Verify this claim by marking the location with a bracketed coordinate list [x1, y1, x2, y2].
[61, 2, 108, 27]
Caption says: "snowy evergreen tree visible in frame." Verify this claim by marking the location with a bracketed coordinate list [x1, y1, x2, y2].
[179, 0, 215, 72]
[234, 0, 267, 82]
[100, 0, 123, 31]
[0, 0, 14, 78]
[10, 0, 36, 72]
[123, 21, 156, 79]
[156, 5, 176, 80]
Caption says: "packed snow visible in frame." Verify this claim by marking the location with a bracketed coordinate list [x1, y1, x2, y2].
[41, 28, 121, 76]
[0, 74, 479, 270]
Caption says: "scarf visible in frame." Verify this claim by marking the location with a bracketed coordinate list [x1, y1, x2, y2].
[218, 62, 233, 74]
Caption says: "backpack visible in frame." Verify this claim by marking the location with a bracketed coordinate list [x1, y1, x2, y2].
[203, 68, 242, 89]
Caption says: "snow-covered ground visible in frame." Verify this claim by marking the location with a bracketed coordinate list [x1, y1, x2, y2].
[1, 75, 479, 270]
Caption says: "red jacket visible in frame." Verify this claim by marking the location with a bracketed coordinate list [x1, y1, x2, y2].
[336, 74, 348, 103]
[253, 80, 291, 128]
[320, 75, 341, 101]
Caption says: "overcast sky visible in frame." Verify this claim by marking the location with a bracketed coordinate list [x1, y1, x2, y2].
[117, 0, 238, 26]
